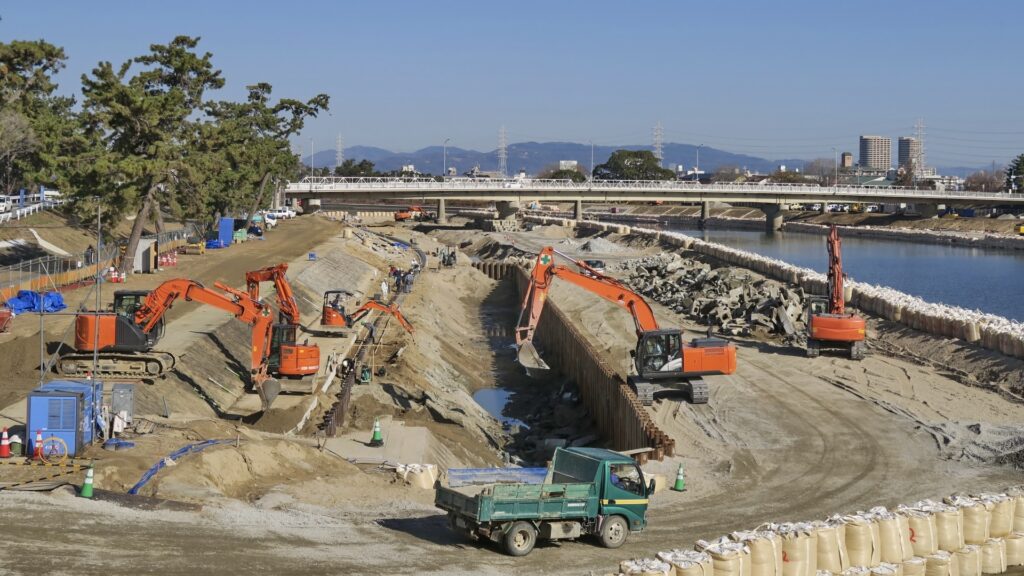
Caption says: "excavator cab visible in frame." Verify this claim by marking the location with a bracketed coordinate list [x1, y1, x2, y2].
[321, 290, 352, 328]
[73, 290, 162, 355]
[268, 324, 320, 378]
[635, 330, 683, 375]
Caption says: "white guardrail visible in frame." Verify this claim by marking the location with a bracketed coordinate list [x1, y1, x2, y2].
[285, 177, 1023, 202]
[0, 199, 65, 224]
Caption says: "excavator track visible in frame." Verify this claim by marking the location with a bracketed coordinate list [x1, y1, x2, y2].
[687, 378, 709, 405]
[56, 351, 176, 380]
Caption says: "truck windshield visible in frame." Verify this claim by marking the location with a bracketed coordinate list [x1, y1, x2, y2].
[609, 463, 644, 496]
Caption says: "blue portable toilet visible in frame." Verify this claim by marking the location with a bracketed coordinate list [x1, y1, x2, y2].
[26, 380, 103, 456]
[218, 217, 235, 247]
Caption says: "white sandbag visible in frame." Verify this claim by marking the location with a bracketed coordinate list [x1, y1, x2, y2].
[777, 523, 818, 576]
[621, 558, 673, 576]
[980, 539, 1006, 575]
[899, 508, 939, 557]
[871, 562, 904, 576]
[841, 567, 871, 576]
[975, 494, 1014, 539]
[903, 557, 927, 576]
[815, 521, 850, 573]
[963, 503, 992, 546]
[844, 515, 882, 567]
[934, 506, 966, 552]
[731, 529, 784, 576]
[955, 545, 982, 576]
[659, 549, 713, 576]
[878, 513, 915, 562]
[1007, 488, 1024, 533]
[1003, 533, 1024, 567]
[705, 540, 753, 576]
[924, 551, 959, 576]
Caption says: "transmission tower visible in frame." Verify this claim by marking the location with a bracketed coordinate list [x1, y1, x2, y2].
[498, 125, 508, 178]
[653, 122, 664, 167]
[335, 133, 344, 168]
[913, 118, 927, 175]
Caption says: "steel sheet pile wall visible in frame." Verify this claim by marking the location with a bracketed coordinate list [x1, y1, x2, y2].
[526, 215, 1024, 362]
[472, 261, 675, 461]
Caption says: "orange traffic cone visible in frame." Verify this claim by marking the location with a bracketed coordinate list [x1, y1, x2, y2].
[32, 429, 43, 460]
[0, 427, 10, 458]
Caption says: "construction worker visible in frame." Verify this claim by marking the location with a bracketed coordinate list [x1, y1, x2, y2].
[380, 279, 389, 300]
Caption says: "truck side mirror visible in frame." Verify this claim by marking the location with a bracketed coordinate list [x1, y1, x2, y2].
[648, 478, 656, 496]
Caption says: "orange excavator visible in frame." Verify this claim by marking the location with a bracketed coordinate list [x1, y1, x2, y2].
[245, 264, 320, 377]
[321, 290, 414, 333]
[516, 247, 737, 405]
[806, 225, 867, 360]
[61, 278, 281, 407]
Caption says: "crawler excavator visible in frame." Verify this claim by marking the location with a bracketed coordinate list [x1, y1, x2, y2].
[321, 291, 414, 334]
[806, 225, 867, 360]
[516, 247, 736, 405]
[61, 278, 282, 408]
[244, 264, 320, 377]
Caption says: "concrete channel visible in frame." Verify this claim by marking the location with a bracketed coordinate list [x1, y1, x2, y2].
[472, 260, 675, 463]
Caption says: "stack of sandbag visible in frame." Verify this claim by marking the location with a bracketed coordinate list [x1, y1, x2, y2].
[844, 514, 882, 568]
[731, 528, 784, 576]
[897, 505, 939, 557]
[869, 507, 914, 564]
[923, 551, 958, 576]
[981, 539, 1006, 575]
[775, 523, 818, 576]
[814, 519, 850, 574]
[955, 545, 982, 576]
[621, 558, 673, 576]
[658, 549, 713, 576]
[699, 537, 752, 576]
[946, 496, 991, 546]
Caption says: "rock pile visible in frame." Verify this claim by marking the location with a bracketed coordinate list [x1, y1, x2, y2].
[618, 254, 808, 337]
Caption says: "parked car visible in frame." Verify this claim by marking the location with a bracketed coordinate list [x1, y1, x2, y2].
[582, 259, 606, 277]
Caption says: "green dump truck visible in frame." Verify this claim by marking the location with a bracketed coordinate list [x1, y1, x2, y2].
[434, 447, 654, 556]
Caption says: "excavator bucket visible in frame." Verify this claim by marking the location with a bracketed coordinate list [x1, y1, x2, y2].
[517, 341, 550, 374]
[258, 378, 281, 411]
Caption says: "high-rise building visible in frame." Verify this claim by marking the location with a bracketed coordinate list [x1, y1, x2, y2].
[898, 137, 922, 171]
[840, 152, 853, 168]
[859, 136, 892, 170]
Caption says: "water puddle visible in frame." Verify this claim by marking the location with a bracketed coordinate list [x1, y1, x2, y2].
[473, 387, 529, 430]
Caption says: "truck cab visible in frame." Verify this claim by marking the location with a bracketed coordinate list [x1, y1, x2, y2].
[435, 447, 654, 556]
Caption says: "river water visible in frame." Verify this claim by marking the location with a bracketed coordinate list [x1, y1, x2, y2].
[668, 226, 1024, 322]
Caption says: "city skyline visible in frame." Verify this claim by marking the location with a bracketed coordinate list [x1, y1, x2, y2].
[3, 1, 1022, 167]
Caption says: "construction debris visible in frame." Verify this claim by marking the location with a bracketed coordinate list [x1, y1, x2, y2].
[618, 254, 808, 338]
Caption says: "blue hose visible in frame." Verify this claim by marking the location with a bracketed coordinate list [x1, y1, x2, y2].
[128, 439, 233, 495]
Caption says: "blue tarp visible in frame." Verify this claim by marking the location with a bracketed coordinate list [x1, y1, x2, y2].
[4, 290, 67, 314]
[205, 239, 228, 249]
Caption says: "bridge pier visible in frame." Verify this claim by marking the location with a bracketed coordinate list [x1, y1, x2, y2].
[437, 198, 447, 224]
[917, 203, 939, 219]
[764, 204, 784, 233]
[573, 200, 583, 221]
[698, 201, 710, 230]
[496, 201, 519, 219]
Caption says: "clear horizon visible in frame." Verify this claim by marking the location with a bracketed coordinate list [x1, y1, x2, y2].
[4, 1, 1022, 167]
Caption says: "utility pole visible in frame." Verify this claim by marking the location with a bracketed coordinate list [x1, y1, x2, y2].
[498, 126, 508, 178]
[443, 138, 451, 180]
[93, 199, 102, 376]
[653, 122, 664, 167]
[335, 133, 344, 170]
[832, 147, 838, 187]
[590, 141, 595, 181]
[310, 138, 314, 177]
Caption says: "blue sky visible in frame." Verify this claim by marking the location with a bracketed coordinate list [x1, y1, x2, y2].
[3, 1, 1022, 166]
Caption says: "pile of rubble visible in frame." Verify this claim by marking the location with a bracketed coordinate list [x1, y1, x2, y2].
[618, 254, 808, 338]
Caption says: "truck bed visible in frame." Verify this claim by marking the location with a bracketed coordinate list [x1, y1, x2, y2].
[436, 482, 598, 523]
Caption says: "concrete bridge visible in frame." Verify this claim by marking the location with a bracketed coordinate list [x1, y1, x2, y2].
[284, 177, 1024, 231]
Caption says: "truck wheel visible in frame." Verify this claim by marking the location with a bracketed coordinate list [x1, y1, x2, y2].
[599, 516, 629, 549]
[503, 521, 537, 556]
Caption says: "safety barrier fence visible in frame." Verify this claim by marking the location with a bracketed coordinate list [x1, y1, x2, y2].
[526, 214, 1024, 363]
[473, 261, 674, 463]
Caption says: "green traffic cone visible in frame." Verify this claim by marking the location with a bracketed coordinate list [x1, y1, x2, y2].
[369, 417, 384, 447]
[672, 463, 686, 492]
[79, 466, 95, 499]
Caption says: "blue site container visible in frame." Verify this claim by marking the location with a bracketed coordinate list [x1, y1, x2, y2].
[218, 217, 234, 247]
[26, 380, 103, 456]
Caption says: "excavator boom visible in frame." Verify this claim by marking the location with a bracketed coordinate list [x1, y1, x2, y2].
[826, 225, 845, 315]
[246, 263, 302, 323]
[346, 300, 414, 333]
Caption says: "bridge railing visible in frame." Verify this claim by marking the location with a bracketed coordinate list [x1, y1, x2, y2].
[286, 177, 1020, 201]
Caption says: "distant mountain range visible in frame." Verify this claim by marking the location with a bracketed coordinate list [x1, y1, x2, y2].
[304, 142, 976, 177]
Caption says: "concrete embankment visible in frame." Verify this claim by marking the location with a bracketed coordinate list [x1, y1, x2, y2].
[472, 261, 675, 462]
[784, 221, 1024, 251]
[524, 215, 1024, 363]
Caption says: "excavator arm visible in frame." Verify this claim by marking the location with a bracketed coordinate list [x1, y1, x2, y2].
[346, 300, 414, 334]
[245, 263, 302, 323]
[515, 246, 660, 371]
[827, 225, 845, 315]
